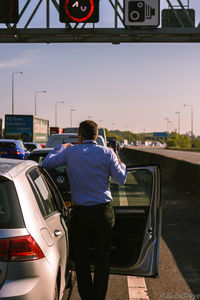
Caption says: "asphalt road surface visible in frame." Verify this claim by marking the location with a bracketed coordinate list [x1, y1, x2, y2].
[132, 148, 200, 165]
[63, 148, 200, 300]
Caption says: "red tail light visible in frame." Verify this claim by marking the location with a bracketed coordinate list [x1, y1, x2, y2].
[10, 150, 21, 155]
[0, 235, 44, 262]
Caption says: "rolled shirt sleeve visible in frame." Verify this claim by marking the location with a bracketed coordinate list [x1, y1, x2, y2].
[42, 145, 66, 168]
[109, 150, 127, 185]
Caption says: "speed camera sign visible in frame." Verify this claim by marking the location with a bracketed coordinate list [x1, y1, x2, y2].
[124, 0, 160, 27]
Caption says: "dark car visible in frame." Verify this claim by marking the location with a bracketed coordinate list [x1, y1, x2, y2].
[29, 148, 71, 205]
[24, 142, 42, 152]
[0, 139, 30, 160]
[107, 137, 117, 153]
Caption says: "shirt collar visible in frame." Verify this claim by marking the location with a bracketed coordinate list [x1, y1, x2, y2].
[82, 140, 97, 144]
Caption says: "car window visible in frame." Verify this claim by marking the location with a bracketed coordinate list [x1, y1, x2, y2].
[0, 142, 16, 149]
[40, 168, 64, 212]
[28, 168, 57, 217]
[0, 176, 25, 229]
[110, 169, 153, 207]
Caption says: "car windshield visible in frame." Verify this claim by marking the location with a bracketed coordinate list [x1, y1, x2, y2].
[0, 176, 25, 229]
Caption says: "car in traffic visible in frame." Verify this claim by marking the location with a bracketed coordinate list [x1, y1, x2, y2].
[23, 142, 42, 152]
[46, 133, 106, 148]
[45, 133, 79, 148]
[0, 158, 69, 300]
[0, 139, 30, 160]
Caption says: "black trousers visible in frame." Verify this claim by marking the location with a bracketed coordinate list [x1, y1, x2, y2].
[69, 202, 115, 300]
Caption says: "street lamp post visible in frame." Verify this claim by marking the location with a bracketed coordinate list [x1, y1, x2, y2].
[12, 71, 23, 114]
[175, 112, 180, 134]
[34, 90, 46, 116]
[99, 120, 103, 127]
[55, 101, 64, 127]
[70, 109, 75, 127]
[164, 118, 169, 132]
[183, 104, 193, 138]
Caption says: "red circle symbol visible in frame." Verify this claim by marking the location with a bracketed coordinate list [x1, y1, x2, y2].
[64, 0, 94, 22]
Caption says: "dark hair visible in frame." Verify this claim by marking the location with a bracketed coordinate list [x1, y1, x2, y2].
[78, 120, 98, 140]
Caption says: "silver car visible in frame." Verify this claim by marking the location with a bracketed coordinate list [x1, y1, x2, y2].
[0, 158, 68, 300]
[0, 157, 162, 299]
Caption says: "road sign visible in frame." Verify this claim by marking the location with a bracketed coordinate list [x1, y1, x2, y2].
[124, 0, 160, 27]
[59, 0, 99, 23]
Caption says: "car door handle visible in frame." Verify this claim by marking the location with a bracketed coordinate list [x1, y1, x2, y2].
[54, 230, 62, 237]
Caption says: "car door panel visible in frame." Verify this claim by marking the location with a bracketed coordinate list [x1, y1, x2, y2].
[109, 165, 161, 277]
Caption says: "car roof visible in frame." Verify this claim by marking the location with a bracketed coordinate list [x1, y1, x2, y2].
[49, 133, 78, 137]
[0, 139, 22, 143]
[0, 158, 38, 180]
[30, 148, 53, 154]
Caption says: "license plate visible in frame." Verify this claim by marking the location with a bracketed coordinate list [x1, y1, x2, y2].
[0, 151, 7, 154]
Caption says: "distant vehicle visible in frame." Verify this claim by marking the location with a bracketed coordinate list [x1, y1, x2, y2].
[24, 142, 42, 152]
[50, 127, 63, 135]
[4, 114, 49, 144]
[45, 133, 79, 148]
[46, 133, 106, 148]
[0, 139, 30, 160]
[0, 158, 69, 300]
[107, 137, 117, 153]
[96, 135, 106, 146]
[63, 127, 107, 144]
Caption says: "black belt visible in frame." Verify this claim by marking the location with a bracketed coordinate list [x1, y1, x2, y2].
[74, 202, 111, 209]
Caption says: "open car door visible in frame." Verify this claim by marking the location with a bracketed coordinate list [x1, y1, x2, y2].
[109, 165, 161, 278]
[66, 165, 161, 278]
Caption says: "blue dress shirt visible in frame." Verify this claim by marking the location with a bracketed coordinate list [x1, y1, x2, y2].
[42, 140, 127, 206]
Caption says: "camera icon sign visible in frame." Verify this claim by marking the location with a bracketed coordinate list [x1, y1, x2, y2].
[124, 0, 160, 27]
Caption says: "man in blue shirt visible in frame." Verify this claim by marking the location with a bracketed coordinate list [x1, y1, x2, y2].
[42, 120, 127, 300]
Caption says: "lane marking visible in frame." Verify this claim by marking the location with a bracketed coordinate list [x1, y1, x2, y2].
[119, 184, 128, 206]
[127, 276, 149, 300]
[119, 185, 149, 300]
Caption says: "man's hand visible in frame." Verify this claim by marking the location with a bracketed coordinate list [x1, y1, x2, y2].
[62, 143, 73, 149]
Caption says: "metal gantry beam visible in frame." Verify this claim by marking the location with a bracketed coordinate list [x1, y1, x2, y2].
[0, 0, 200, 43]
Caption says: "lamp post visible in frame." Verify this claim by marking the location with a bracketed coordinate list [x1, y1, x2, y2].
[175, 112, 180, 134]
[183, 104, 193, 138]
[12, 71, 23, 114]
[88, 116, 93, 120]
[164, 118, 169, 132]
[55, 101, 64, 127]
[99, 120, 103, 127]
[34, 90, 46, 116]
[70, 109, 75, 127]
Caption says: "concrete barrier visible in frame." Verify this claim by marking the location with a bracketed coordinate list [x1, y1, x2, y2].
[120, 147, 200, 191]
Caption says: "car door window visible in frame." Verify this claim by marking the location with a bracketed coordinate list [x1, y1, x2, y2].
[28, 168, 57, 217]
[110, 169, 153, 207]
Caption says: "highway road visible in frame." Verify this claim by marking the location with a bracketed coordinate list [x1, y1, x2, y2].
[63, 148, 200, 300]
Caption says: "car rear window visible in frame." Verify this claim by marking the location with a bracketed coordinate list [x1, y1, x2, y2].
[46, 136, 78, 148]
[0, 142, 16, 149]
[0, 176, 25, 229]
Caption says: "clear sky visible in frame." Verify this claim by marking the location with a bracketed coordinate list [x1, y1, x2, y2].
[0, 0, 200, 135]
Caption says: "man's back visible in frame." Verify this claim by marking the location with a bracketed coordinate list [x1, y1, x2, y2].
[43, 141, 126, 206]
